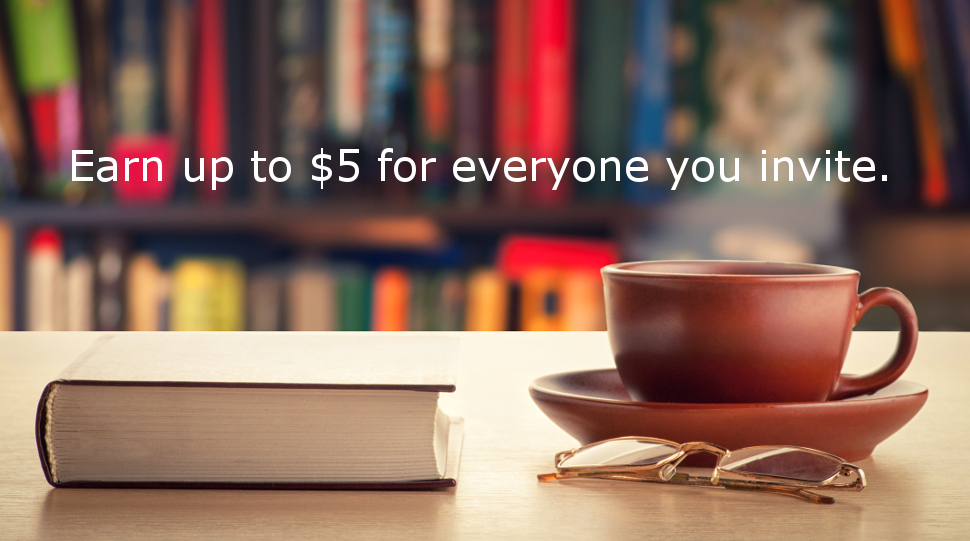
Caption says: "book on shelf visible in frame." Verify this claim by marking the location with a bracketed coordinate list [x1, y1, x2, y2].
[0, 32, 27, 199]
[194, 0, 230, 203]
[286, 264, 337, 331]
[64, 234, 94, 331]
[170, 257, 245, 331]
[452, 0, 492, 207]
[35, 332, 464, 488]
[26, 227, 65, 331]
[493, 0, 529, 205]
[0, 219, 12, 330]
[464, 268, 506, 331]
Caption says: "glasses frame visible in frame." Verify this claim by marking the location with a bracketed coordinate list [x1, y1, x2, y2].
[538, 436, 866, 504]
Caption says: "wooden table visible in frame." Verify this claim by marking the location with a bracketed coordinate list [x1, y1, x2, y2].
[2, 332, 968, 539]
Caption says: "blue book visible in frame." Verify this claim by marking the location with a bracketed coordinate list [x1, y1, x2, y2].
[625, 0, 670, 203]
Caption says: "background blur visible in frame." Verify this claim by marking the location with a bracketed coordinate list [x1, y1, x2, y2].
[0, 0, 966, 332]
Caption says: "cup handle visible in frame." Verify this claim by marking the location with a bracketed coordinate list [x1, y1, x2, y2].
[830, 288, 918, 400]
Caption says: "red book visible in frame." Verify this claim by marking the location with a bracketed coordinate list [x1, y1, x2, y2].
[527, 0, 574, 206]
[195, 0, 230, 202]
[494, 0, 530, 204]
[109, 136, 178, 204]
[496, 234, 619, 281]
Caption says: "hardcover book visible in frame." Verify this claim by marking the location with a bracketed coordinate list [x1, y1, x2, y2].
[35, 333, 463, 489]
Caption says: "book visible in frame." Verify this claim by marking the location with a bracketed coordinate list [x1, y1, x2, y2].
[251, 0, 279, 204]
[464, 268, 506, 331]
[286, 264, 337, 331]
[226, 0, 252, 200]
[163, 0, 195, 165]
[35, 332, 463, 488]
[415, 0, 453, 203]
[93, 232, 126, 331]
[64, 235, 94, 332]
[327, 0, 367, 142]
[526, 0, 574, 206]
[0, 219, 12, 330]
[170, 257, 245, 331]
[109, 0, 165, 135]
[626, 0, 670, 203]
[278, 0, 324, 200]
[336, 264, 371, 331]
[371, 266, 410, 331]
[493, 0, 529, 205]
[194, 0, 230, 203]
[452, 0, 492, 207]
[126, 252, 164, 331]
[0, 32, 27, 198]
[429, 271, 463, 331]
[26, 227, 65, 331]
[248, 268, 285, 331]
[577, 0, 628, 201]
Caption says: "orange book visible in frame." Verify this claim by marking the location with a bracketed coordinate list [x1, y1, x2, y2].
[0, 220, 13, 330]
[464, 268, 507, 331]
[879, 0, 949, 207]
[371, 267, 411, 331]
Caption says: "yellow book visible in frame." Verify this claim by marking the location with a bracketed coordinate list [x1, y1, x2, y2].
[170, 258, 245, 331]
[464, 269, 507, 331]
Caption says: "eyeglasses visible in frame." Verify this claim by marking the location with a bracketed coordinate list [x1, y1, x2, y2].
[538, 436, 865, 504]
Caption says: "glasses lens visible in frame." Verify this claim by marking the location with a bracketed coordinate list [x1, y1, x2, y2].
[719, 446, 843, 482]
[559, 439, 680, 469]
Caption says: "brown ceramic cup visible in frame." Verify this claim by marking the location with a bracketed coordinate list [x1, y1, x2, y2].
[602, 261, 918, 404]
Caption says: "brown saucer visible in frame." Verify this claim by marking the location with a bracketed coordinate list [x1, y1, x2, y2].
[529, 369, 928, 462]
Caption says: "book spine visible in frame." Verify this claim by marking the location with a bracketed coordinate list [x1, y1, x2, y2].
[0, 35, 26, 199]
[415, 0, 452, 204]
[336, 265, 371, 331]
[93, 232, 126, 331]
[26, 228, 65, 331]
[452, 0, 492, 207]
[286, 266, 337, 331]
[247, 269, 284, 331]
[526, 0, 574, 207]
[879, 0, 949, 207]
[0, 219, 12, 330]
[577, 0, 628, 202]
[371, 266, 410, 331]
[493, 0, 529, 205]
[278, 0, 324, 201]
[64, 234, 94, 331]
[626, 0, 670, 203]
[328, 0, 368, 142]
[194, 0, 230, 203]
[226, 0, 251, 200]
[170, 257, 245, 331]
[164, 0, 195, 166]
[109, 0, 164, 135]
[464, 268, 506, 331]
[126, 252, 163, 331]
[76, 0, 111, 164]
[251, 0, 279, 205]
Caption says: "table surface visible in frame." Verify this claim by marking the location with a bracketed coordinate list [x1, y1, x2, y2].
[1, 331, 968, 540]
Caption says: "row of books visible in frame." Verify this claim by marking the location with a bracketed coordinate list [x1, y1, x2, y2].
[0, 0, 861, 208]
[21, 227, 614, 332]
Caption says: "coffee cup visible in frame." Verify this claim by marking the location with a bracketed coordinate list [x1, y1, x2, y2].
[602, 261, 918, 403]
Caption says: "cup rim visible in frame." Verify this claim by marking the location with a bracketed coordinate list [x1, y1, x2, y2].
[601, 260, 860, 279]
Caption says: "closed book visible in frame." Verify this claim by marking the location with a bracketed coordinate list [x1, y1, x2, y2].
[577, 0, 628, 201]
[464, 268, 506, 331]
[430, 271, 463, 331]
[170, 257, 246, 331]
[626, 0, 670, 203]
[526, 0, 574, 206]
[286, 265, 337, 331]
[251, 0, 279, 204]
[26, 228, 65, 331]
[371, 266, 410, 331]
[415, 0, 453, 204]
[35, 333, 463, 489]
[493, 0, 529, 205]
[163, 0, 195, 166]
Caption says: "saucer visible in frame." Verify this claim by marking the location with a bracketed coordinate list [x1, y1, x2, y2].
[529, 369, 928, 462]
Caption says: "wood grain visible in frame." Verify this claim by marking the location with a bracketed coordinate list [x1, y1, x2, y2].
[1, 331, 969, 539]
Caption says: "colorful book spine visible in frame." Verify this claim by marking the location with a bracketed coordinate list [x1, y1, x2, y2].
[464, 268, 507, 331]
[430, 271, 463, 331]
[336, 265, 371, 331]
[626, 0, 670, 203]
[415, 0, 453, 203]
[494, 0, 529, 205]
[164, 0, 195, 162]
[879, 0, 949, 207]
[194, 0, 230, 203]
[5, 0, 82, 199]
[0, 35, 26, 199]
[328, 0, 368, 142]
[26, 228, 65, 331]
[452, 0, 492, 207]
[526, 0, 574, 206]
[577, 0, 628, 201]
[364, 0, 414, 152]
[109, 0, 164, 135]
[0, 220, 11, 330]
[371, 266, 410, 331]
[170, 257, 245, 331]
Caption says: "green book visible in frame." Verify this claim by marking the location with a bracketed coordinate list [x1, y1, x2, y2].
[5, 0, 80, 91]
[577, 0, 629, 201]
[336, 265, 371, 331]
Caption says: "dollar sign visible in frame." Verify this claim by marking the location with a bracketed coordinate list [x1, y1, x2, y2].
[312, 151, 332, 188]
